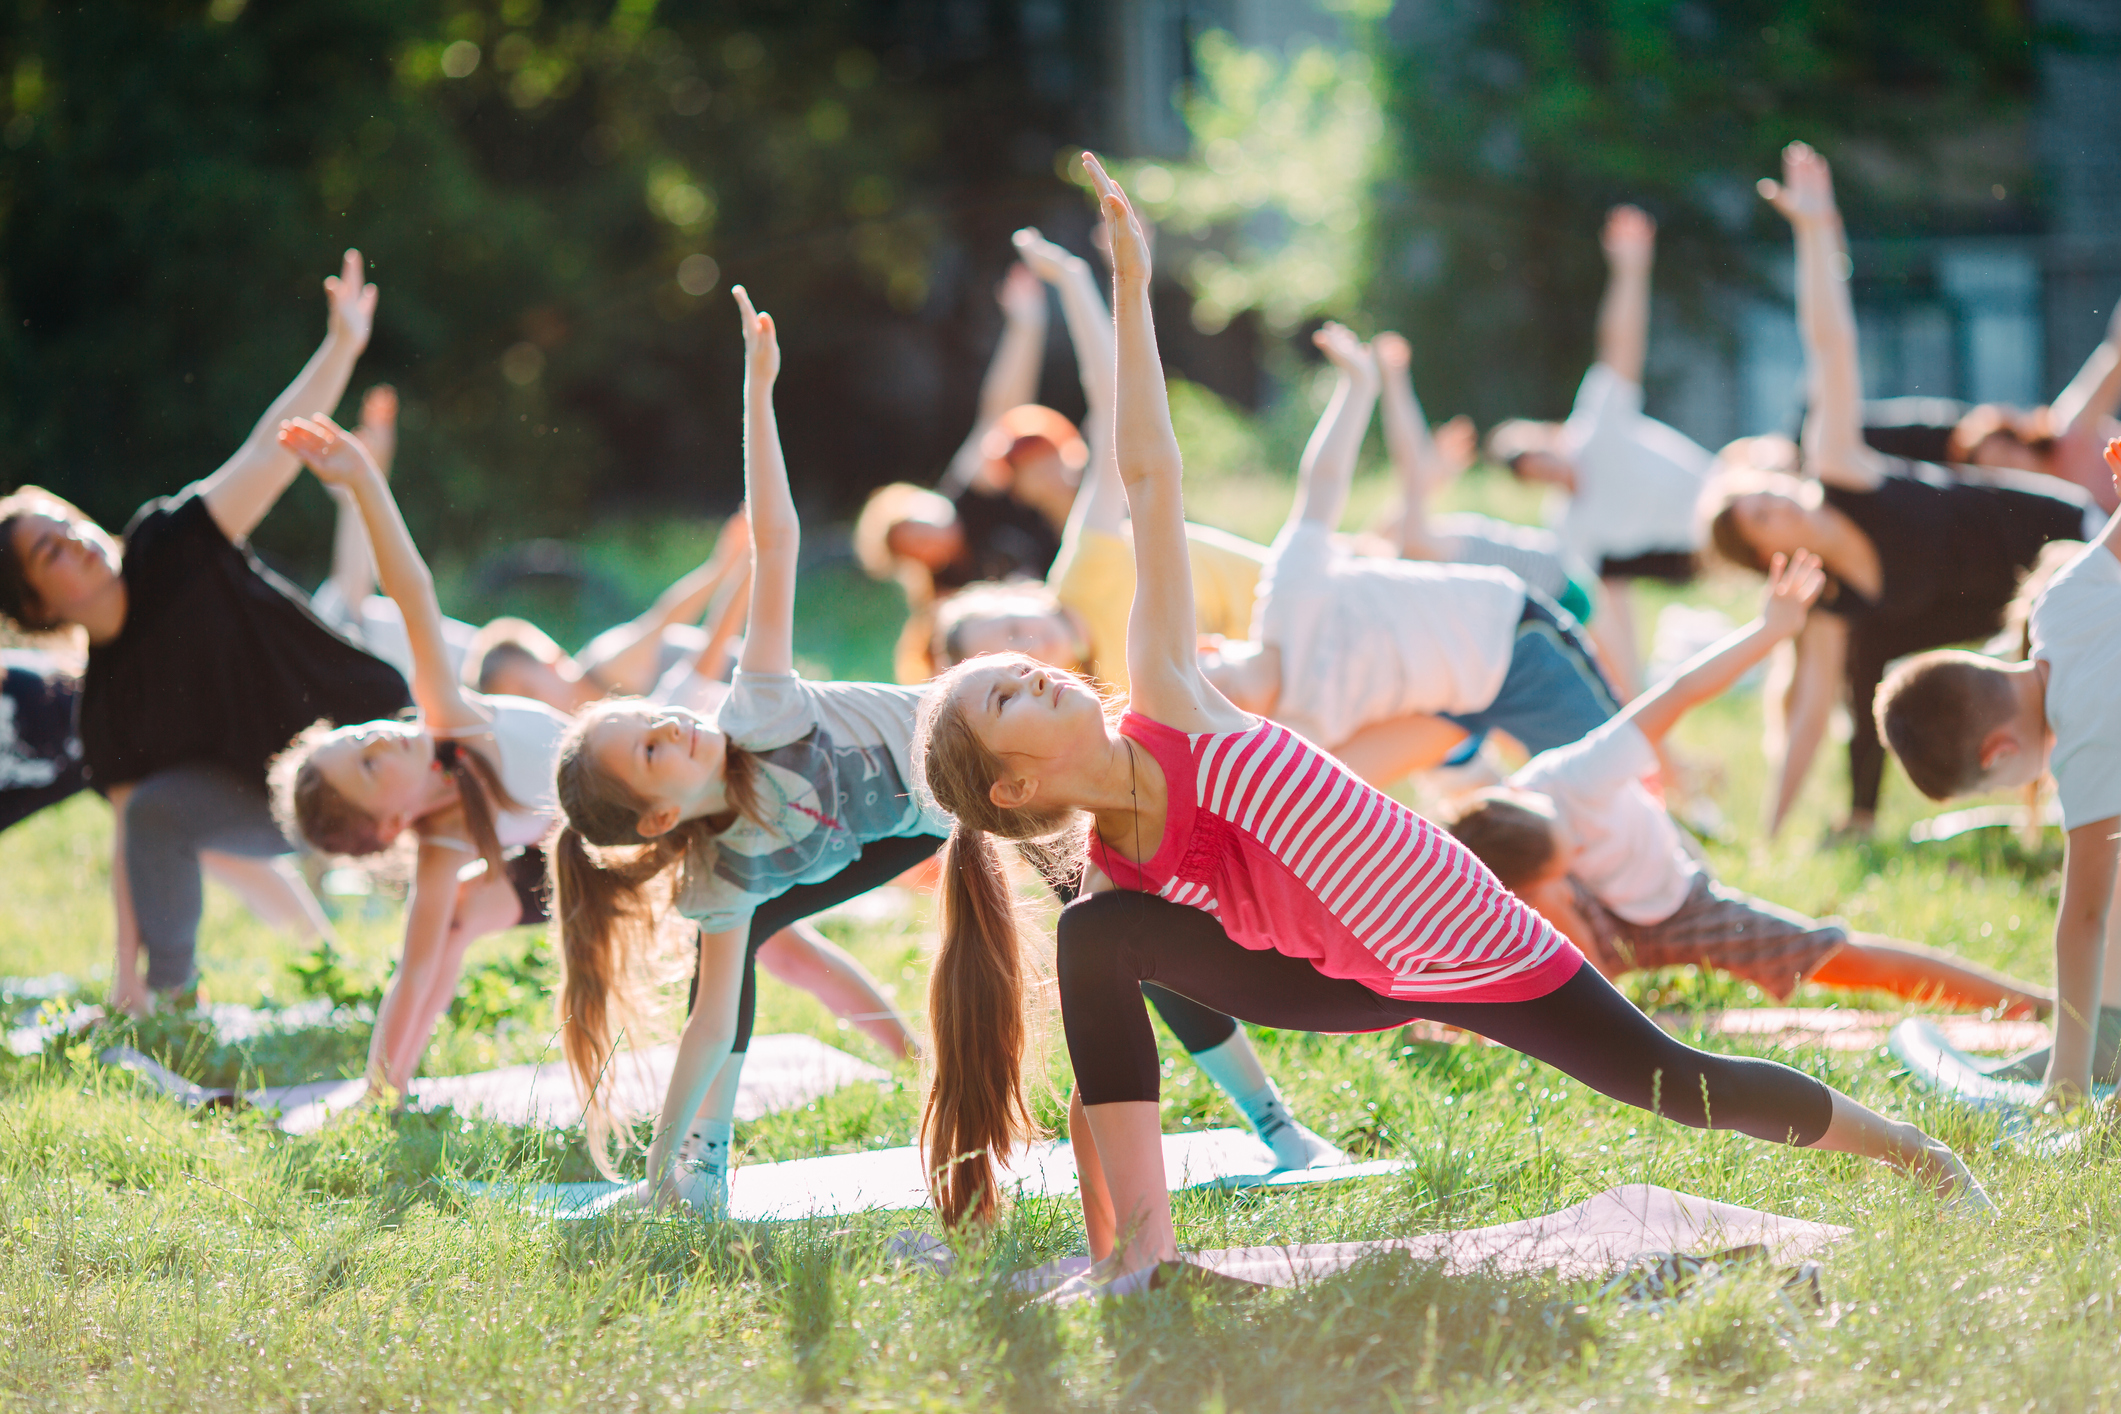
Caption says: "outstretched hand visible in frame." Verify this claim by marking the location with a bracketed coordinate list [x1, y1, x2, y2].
[1757, 142, 1839, 230]
[1434, 415, 1477, 478]
[324, 249, 379, 351]
[1313, 321, 1378, 390]
[1759, 548, 1827, 639]
[996, 260, 1047, 321]
[1601, 205, 1656, 269]
[1011, 227, 1082, 286]
[353, 384, 398, 478]
[278, 413, 381, 490]
[1081, 153, 1150, 289]
[732, 285, 779, 384]
[1373, 330, 1411, 373]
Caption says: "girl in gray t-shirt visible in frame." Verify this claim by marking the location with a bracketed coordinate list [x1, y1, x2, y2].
[550, 290, 1330, 1221]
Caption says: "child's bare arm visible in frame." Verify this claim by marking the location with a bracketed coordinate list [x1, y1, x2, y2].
[278, 415, 479, 730]
[1622, 550, 1825, 747]
[733, 288, 796, 678]
[1084, 154, 1245, 733]
[939, 264, 1049, 494]
[200, 251, 378, 543]
[1016, 228, 1126, 540]
[1594, 206, 1654, 387]
[577, 512, 751, 693]
[2051, 299, 2121, 442]
[1760, 145, 1886, 492]
[1375, 332, 1444, 557]
[1286, 323, 1379, 532]
[2047, 821, 2121, 1105]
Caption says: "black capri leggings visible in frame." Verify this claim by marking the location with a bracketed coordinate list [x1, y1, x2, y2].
[687, 834, 1241, 1056]
[1057, 891, 1834, 1148]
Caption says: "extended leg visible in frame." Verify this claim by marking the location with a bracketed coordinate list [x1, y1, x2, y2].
[756, 921, 918, 1059]
[124, 765, 294, 994]
[1810, 935, 2054, 1018]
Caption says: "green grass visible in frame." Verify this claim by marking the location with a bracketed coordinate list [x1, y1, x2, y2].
[5, 471, 2120, 1410]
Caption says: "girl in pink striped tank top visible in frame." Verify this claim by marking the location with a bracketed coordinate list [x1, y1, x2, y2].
[909, 155, 1987, 1288]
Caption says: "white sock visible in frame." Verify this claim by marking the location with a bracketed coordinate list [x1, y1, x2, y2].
[1238, 1082, 1320, 1169]
[1187, 1033, 1322, 1169]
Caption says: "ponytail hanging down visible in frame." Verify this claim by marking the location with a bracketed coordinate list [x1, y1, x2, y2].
[912, 661, 1092, 1227]
[922, 826, 1037, 1226]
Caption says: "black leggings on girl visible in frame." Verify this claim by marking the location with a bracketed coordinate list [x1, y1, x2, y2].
[1057, 891, 1835, 1147]
[687, 834, 1240, 1055]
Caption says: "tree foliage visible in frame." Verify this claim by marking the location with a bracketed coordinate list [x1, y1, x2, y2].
[1366, 0, 2038, 424]
[0, 0, 1088, 571]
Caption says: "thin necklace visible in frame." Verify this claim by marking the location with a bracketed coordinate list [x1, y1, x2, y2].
[1124, 735, 1142, 883]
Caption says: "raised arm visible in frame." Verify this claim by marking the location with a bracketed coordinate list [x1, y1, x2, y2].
[1376, 332, 1445, 557]
[1622, 550, 1824, 746]
[1594, 206, 1654, 387]
[198, 250, 378, 543]
[938, 264, 1049, 494]
[323, 385, 398, 610]
[1764, 610, 1846, 839]
[1285, 323, 1379, 534]
[1760, 144, 1885, 491]
[1015, 227, 1125, 538]
[1085, 155, 1243, 733]
[732, 287, 795, 677]
[2050, 297, 2121, 442]
[277, 415, 480, 731]
[576, 511, 751, 694]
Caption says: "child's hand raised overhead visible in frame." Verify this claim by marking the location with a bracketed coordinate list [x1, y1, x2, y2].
[354, 384, 398, 477]
[1373, 331, 1411, 373]
[323, 249, 379, 351]
[1081, 153, 1151, 289]
[732, 285, 779, 384]
[1760, 548, 1827, 640]
[996, 260, 1047, 321]
[1313, 321, 1378, 391]
[1601, 204, 1656, 270]
[1011, 228, 1083, 286]
[1757, 142, 1840, 230]
[1434, 415, 1478, 478]
[277, 414, 381, 490]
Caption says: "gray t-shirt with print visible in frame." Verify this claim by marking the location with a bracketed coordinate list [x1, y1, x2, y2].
[677, 672, 948, 935]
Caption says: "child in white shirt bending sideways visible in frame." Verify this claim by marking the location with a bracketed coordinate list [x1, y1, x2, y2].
[1876, 439, 2121, 1105]
[1202, 325, 1617, 788]
[1450, 551, 2052, 1018]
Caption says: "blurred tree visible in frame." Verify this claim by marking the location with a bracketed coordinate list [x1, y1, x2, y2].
[1368, 0, 2039, 426]
[1120, 2, 2038, 429]
[0, 0, 1096, 573]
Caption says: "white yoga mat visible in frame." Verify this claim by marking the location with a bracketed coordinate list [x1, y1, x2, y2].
[98, 1032, 891, 1137]
[973, 1183, 1851, 1302]
[1888, 1017, 2115, 1111]
[460, 1126, 1415, 1223]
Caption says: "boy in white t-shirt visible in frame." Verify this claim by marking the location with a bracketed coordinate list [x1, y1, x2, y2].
[1202, 325, 1619, 787]
[1876, 443, 2121, 1102]
[1449, 551, 2053, 1015]
[1484, 207, 1711, 694]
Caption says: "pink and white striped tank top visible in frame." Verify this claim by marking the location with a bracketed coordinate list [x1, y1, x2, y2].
[1090, 712, 1581, 1003]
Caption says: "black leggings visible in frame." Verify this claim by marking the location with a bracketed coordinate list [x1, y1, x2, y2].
[1057, 891, 1834, 1147]
[686, 834, 1241, 1055]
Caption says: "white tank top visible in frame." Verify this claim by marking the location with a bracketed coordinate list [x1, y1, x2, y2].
[439, 693, 570, 850]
